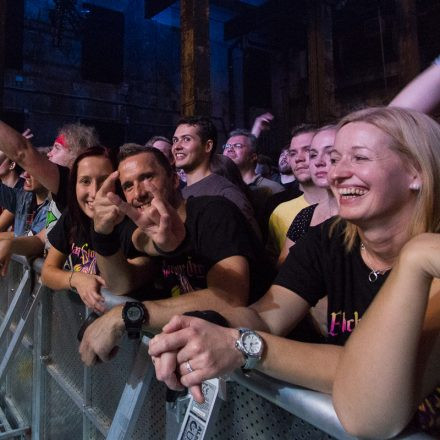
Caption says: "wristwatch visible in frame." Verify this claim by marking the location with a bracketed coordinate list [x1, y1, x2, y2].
[235, 328, 264, 370]
[122, 302, 148, 339]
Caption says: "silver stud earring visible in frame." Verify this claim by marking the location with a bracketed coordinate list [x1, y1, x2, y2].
[410, 182, 421, 191]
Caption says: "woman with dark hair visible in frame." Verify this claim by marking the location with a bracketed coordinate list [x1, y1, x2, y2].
[41, 146, 118, 312]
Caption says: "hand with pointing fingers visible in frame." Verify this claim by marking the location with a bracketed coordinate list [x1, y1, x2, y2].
[107, 181, 186, 254]
[93, 171, 125, 235]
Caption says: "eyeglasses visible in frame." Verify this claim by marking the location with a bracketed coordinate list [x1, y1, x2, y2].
[222, 143, 245, 151]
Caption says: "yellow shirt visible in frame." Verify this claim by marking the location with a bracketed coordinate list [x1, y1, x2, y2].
[266, 195, 309, 260]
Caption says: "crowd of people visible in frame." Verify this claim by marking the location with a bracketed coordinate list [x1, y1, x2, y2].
[1, 58, 440, 439]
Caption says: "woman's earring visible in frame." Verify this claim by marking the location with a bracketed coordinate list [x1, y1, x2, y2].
[409, 182, 421, 191]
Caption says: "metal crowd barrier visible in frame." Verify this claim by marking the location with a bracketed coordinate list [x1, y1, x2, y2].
[0, 257, 434, 440]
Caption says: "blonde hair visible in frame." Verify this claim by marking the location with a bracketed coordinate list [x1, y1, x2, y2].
[333, 106, 440, 250]
[58, 123, 99, 157]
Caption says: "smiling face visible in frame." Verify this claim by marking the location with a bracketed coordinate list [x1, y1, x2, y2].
[76, 156, 114, 218]
[118, 152, 178, 210]
[172, 124, 212, 172]
[309, 129, 336, 188]
[287, 131, 315, 183]
[329, 122, 420, 228]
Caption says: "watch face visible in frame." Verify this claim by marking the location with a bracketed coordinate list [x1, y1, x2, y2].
[242, 332, 262, 356]
[127, 306, 142, 322]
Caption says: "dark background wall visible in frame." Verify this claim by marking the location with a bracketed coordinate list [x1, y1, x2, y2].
[1, 0, 440, 157]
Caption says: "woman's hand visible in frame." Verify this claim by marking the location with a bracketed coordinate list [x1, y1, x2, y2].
[70, 272, 106, 313]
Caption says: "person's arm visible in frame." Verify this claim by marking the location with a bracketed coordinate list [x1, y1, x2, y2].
[0, 209, 14, 232]
[0, 234, 45, 276]
[79, 254, 253, 366]
[96, 251, 156, 295]
[389, 60, 440, 114]
[278, 237, 294, 267]
[332, 233, 440, 439]
[148, 285, 341, 403]
[0, 122, 60, 194]
[41, 246, 106, 312]
[251, 112, 274, 138]
[92, 172, 161, 294]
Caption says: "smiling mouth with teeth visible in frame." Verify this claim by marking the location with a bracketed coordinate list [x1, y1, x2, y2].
[338, 187, 367, 198]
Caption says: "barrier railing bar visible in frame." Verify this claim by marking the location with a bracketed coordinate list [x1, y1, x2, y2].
[0, 283, 43, 385]
[0, 405, 12, 431]
[0, 427, 29, 439]
[106, 335, 155, 440]
[44, 362, 111, 436]
[31, 292, 48, 440]
[1, 256, 435, 440]
[0, 270, 31, 349]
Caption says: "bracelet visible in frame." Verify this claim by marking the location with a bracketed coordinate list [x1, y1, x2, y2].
[433, 55, 440, 66]
[91, 228, 120, 256]
[69, 271, 76, 291]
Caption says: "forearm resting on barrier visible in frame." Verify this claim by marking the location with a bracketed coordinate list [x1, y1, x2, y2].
[333, 233, 440, 438]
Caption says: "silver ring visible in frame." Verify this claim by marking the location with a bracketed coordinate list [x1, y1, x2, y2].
[185, 360, 193, 373]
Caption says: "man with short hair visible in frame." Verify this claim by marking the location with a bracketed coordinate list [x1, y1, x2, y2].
[78, 145, 273, 366]
[266, 124, 322, 260]
[172, 116, 260, 237]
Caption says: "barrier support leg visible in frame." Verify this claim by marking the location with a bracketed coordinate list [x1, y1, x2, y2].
[106, 335, 154, 440]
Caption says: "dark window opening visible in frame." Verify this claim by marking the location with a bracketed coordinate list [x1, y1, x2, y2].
[5, 0, 24, 69]
[81, 4, 124, 84]
[80, 118, 125, 149]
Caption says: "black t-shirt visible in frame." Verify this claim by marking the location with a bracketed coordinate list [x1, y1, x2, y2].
[48, 209, 97, 274]
[275, 218, 389, 346]
[152, 196, 275, 303]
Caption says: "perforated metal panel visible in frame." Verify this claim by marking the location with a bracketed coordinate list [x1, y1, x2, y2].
[208, 382, 334, 440]
[44, 370, 83, 439]
[49, 289, 86, 393]
[131, 379, 167, 440]
[6, 345, 33, 423]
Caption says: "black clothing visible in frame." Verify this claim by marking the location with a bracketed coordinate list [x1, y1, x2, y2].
[275, 218, 389, 346]
[286, 204, 318, 243]
[158, 196, 274, 303]
[48, 209, 97, 274]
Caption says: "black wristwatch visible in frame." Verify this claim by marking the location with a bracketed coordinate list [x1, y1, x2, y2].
[122, 302, 148, 339]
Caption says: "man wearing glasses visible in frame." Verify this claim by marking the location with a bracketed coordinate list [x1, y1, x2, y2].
[223, 129, 283, 227]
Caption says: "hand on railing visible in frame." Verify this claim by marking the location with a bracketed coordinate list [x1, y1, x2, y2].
[149, 315, 243, 403]
[70, 272, 106, 313]
[79, 305, 124, 366]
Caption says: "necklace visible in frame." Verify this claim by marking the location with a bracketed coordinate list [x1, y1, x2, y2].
[360, 243, 392, 282]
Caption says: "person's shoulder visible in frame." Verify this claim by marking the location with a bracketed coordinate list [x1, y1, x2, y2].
[258, 176, 284, 192]
[186, 194, 238, 212]
[273, 195, 307, 215]
[299, 217, 345, 248]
